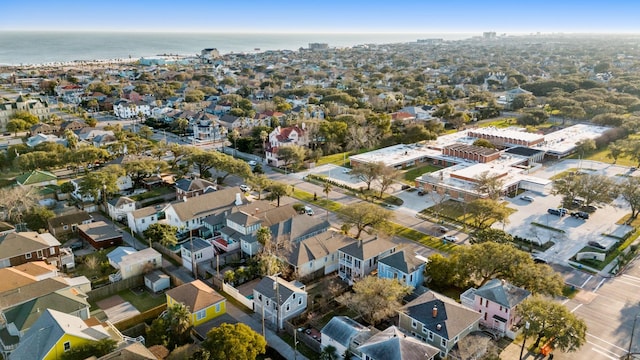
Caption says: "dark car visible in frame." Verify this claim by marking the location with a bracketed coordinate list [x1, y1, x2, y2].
[417, 190, 426, 196]
[401, 184, 411, 190]
[68, 241, 83, 250]
[588, 241, 606, 250]
[571, 211, 589, 219]
[547, 208, 566, 216]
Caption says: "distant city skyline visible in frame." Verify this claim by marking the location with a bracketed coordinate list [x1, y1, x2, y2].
[3, 0, 640, 34]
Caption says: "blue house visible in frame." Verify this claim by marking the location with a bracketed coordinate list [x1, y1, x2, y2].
[377, 250, 427, 288]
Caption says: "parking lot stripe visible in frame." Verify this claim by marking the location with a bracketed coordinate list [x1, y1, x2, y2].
[594, 278, 607, 292]
[614, 279, 640, 289]
[587, 333, 628, 352]
[622, 274, 640, 283]
[581, 275, 593, 288]
[590, 346, 621, 360]
[571, 304, 583, 313]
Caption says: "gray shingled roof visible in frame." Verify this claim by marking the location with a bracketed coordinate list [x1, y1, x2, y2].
[4, 288, 89, 332]
[339, 237, 395, 260]
[474, 279, 531, 309]
[321, 316, 371, 349]
[169, 186, 247, 222]
[402, 291, 481, 341]
[378, 250, 426, 274]
[283, 231, 356, 268]
[254, 276, 305, 306]
[357, 326, 439, 360]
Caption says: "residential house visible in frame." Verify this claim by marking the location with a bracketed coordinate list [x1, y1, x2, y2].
[0, 232, 61, 269]
[0, 94, 49, 132]
[58, 120, 88, 135]
[217, 114, 242, 130]
[107, 247, 137, 269]
[26, 133, 64, 148]
[338, 237, 397, 285]
[8, 309, 124, 360]
[126, 206, 158, 235]
[166, 280, 226, 326]
[12, 261, 59, 281]
[321, 316, 373, 358]
[192, 118, 226, 143]
[174, 177, 217, 199]
[265, 125, 309, 167]
[55, 84, 84, 104]
[15, 170, 57, 187]
[113, 247, 161, 281]
[0, 287, 91, 358]
[113, 99, 151, 119]
[144, 270, 170, 293]
[29, 123, 58, 136]
[180, 237, 215, 273]
[163, 186, 248, 232]
[377, 250, 428, 288]
[398, 290, 482, 358]
[460, 279, 530, 339]
[356, 326, 439, 360]
[77, 221, 123, 249]
[253, 275, 307, 330]
[96, 342, 157, 360]
[107, 196, 136, 222]
[282, 230, 356, 278]
[47, 211, 93, 238]
[0, 222, 15, 236]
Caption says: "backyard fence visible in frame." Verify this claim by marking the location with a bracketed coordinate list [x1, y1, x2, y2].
[222, 281, 254, 310]
[284, 320, 322, 353]
[86, 275, 144, 303]
[114, 303, 167, 331]
[153, 242, 183, 265]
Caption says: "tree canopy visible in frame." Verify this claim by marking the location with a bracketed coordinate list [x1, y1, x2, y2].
[200, 323, 266, 360]
[338, 202, 394, 239]
[59, 339, 117, 360]
[337, 276, 412, 325]
[143, 223, 178, 247]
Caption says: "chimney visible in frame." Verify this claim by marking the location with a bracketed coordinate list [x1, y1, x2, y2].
[235, 193, 243, 206]
[255, 207, 259, 215]
[436, 324, 442, 331]
[432, 305, 438, 318]
[183, 196, 187, 202]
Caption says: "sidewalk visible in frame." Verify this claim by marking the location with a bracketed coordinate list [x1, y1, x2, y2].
[225, 301, 308, 360]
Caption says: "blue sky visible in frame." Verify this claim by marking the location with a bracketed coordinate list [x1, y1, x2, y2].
[3, 0, 640, 34]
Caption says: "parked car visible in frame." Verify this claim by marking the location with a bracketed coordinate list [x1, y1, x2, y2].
[401, 184, 411, 190]
[248, 160, 257, 166]
[588, 241, 606, 250]
[571, 211, 589, 219]
[304, 206, 314, 216]
[443, 235, 458, 242]
[532, 257, 547, 264]
[417, 190, 426, 196]
[631, 167, 637, 172]
[68, 241, 83, 251]
[342, 168, 351, 174]
[239, 184, 251, 192]
[547, 208, 567, 216]
[520, 195, 534, 202]
[438, 226, 448, 233]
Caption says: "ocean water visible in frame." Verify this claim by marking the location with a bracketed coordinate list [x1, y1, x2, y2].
[0, 31, 473, 66]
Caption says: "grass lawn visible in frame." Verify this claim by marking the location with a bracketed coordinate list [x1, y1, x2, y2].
[403, 164, 440, 183]
[567, 145, 638, 168]
[616, 214, 640, 227]
[118, 288, 166, 312]
[549, 168, 579, 180]
[316, 151, 353, 167]
[72, 247, 117, 283]
[291, 189, 343, 212]
[131, 186, 174, 201]
[478, 118, 518, 128]
[424, 200, 515, 228]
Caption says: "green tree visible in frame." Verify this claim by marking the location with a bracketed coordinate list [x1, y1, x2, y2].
[277, 144, 306, 170]
[247, 174, 270, 200]
[467, 199, 510, 229]
[138, 125, 154, 140]
[123, 159, 168, 187]
[323, 181, 332, 220]
[474, 171, 505, 200]
[6, 119, 29, 136]
[11, 110, 39, 125]
[319, 345, 340, 360]
[143, 223, 178, 247]
[84, 117, 98, 127]
[575, 139, 596, 158]
[266, 182, 291, 207]
[60, 339, 117, 360]
[23, 206, 55, 232]
[622, 139, 640, 167]
[337, 276, 412, 325]
[176, 118, 189, 135]
[607, 142, 624, 164]
[377, 166, 398, 198]
[338, 203, 393, 239]
[164, 302, 193, 349]
[78, 165, 125, 202]
[619, 177, 640, 219]
[350, 161, 384, 191]
[471, 228, 514, 244]
[518, 296, 587, 352]
[472, 139, 496, 149]
[185, 89, 205, 103]
[64, 129, 78, 150]
[200, 323, 266, 360]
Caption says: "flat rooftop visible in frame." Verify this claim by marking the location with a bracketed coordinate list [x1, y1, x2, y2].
[467, 126, 545, 143]
[533, 124, 611, 155]
[349, 143, 441, 167]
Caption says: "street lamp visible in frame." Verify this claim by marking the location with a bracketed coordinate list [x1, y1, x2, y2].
[519, 321, 530, 360]
[627, 314, 640, 360]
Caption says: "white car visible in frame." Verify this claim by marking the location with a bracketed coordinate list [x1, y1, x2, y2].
[239, 184, 251, 192]
[304, 206, 314, 216]
[520, 195, 534, 202]
[342, 168, 351, 173]
[443, 235, 458, 242]
[248, 160, 257, 166]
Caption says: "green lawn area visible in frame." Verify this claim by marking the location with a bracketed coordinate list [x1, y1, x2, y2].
[291, 189, 343, 212]
[424, 199, 515, 228]
[72, 247, 117, 284]
[567, 134, 640, 167]
[130, 186, 174, 201]
[403, 164, 440, 183]
[316, 151, 353, 167]
[549, 168, 579, 180]
[478, 118, 518, 128]
[118, 288, 166, 312]
[617, 214, 640, 227]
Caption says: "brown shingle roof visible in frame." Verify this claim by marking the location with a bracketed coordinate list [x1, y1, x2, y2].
[169, 186, 248, 222]
[0, 232, 61, 260]
[165, 280, 225, 312]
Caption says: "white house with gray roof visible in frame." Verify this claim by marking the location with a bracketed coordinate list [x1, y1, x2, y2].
[357, 325, 439, 360]
[377, 250, 428, 288]
[126, 206, 158, 235]
[253, 275, 307, 330]
[460, 279, 530, 339]
[398, 290, 482, 358]
[321, 316, 373, 358]
[338, 237, 397, 285]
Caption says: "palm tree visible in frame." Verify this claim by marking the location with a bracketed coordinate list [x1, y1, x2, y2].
[163, 303, 192, 349]
[256, 226, 272, 252]
[319, 345, 339, 360]
[259, 130, 268, 155]
[323, 181, 332, 220]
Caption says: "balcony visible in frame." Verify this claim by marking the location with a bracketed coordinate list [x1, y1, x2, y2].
[0, 327, 19, 352]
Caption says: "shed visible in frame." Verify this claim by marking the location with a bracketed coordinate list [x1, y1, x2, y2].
[145, 269, 170, 293]
[77, 221, 123, 249]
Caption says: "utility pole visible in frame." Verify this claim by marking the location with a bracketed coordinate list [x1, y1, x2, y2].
[519, 321, 530, 360]
[627, 315, 640, 360]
